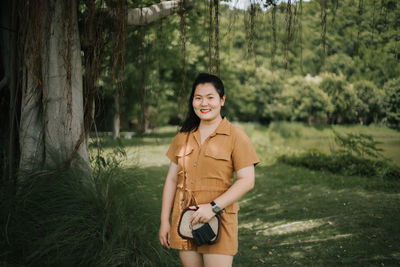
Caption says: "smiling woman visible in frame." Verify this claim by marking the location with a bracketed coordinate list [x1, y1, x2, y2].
[159, 73, 259, 267]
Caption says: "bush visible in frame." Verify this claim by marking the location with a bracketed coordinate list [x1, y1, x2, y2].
[353, 80, 385, 125]
[384, 78, 400, 129]
[278, 130, 400, 180]
[278, 150, 400, 180]
[319, 73, 360, 123]
[284, 76, 333, 124]
[0, 150, 176, 266]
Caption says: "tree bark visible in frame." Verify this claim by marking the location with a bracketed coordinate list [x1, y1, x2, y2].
[20, 0, 88, 171]
[113, 86, 121, 139]
[0, 0, 19, 184]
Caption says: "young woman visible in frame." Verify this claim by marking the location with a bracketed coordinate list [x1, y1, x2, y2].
[159, 73, 259, 267]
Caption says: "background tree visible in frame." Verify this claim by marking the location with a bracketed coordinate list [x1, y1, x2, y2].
[384, 78, 400, 128]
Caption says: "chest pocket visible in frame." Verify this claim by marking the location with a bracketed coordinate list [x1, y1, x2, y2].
[175, 145, 194, 172]
[204, 137, 231, 161]
[175, 145, 194, 158]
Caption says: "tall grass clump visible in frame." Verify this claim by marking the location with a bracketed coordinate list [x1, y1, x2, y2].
[0, 145, 176, 266]
[279, 131, 400, 180]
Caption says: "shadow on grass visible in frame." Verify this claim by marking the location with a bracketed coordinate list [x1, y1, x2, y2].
[134, 163, 400, 266]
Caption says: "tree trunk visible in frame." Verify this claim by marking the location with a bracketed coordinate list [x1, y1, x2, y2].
[113, 87, 120, 139]
[20, 0, 88, 171]
[0, 0, 19, 185]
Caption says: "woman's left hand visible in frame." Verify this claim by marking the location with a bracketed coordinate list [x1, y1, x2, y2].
[189, 203, 215, 227]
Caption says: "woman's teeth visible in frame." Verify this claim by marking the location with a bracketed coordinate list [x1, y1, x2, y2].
[200, 109, 210, 113]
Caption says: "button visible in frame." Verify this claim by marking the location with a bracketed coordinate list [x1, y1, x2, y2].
[191, 179, 194, 184]
[193, 162, 197, 167]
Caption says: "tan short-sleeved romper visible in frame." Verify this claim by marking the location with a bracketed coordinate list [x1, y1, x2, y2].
[166, 118, 259, 255]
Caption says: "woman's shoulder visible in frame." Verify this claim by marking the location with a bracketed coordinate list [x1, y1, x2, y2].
[170, 131, 189, 145]
[228, 122, 251, 141]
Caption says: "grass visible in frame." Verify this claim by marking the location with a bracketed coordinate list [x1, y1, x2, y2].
[3, 122, 398, 266]
[107, 121, 400, 266]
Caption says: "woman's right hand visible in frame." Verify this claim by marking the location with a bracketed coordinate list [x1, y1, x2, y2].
[159, 221, 171, 248]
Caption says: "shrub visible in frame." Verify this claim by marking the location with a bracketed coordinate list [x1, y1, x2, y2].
[0, 148, 176, 266]
[284, 76, 333, 124]
[278, 130, 400, 180]
[278, 150, 400, 180]
[319, 73, 360, 124]
[384, 78, 400, 129]
[353, 80, 385, 125]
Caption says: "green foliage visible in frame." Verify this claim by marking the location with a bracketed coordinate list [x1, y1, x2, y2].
[0, 150, 176, 266]
[279, 150, 400, 180]
[384, 78, 400, 129]
[319, 73, 360, 123]
[93, 0, 400, 129]
[332, 130, 384, 159]
[284, 76, 333, 124]
[278, 129, 400, 180]
[353, 80, 385, 125]
[325, 53, 356, 78]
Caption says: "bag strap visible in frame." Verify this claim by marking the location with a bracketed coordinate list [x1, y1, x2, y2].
[181, 132, 190, 208]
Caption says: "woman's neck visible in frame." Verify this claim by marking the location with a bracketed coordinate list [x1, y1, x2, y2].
[199, 115, 223, 130]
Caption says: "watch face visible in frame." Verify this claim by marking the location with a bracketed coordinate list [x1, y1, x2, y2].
[213, 205, 221, 213]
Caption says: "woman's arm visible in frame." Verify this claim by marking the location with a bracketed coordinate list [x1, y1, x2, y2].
[190, 165, 255, 225]
[159, 161, 178, 248]
[214, 165, 255, 209]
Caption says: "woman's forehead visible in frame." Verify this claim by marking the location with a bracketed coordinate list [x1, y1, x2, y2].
[194, 83, 218, 95]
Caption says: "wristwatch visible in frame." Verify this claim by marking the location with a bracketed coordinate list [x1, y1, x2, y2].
[210, 201, 222, 214]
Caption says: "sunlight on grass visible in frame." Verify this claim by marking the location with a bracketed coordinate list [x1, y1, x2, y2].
[279, 234, 353, 246]
[255, 219, 327, 236]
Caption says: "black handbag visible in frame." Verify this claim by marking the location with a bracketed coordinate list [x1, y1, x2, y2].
[178, 207, 221, 246]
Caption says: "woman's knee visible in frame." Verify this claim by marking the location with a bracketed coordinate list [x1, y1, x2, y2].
[179, 250, 204, 267]
[203, 253, 233, 267]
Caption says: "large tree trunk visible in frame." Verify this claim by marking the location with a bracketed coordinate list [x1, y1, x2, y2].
[20, 0, 88, 171]
[0, 0, 19, 184]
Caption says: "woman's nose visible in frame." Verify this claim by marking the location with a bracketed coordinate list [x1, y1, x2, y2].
[201, 99, 208, 106]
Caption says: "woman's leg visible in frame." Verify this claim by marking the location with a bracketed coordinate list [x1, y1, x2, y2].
[179, 250, 204, 267]
[203, 254, 233, 267]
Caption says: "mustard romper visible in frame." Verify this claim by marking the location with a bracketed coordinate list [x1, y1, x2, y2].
[166, 118, 259, 255]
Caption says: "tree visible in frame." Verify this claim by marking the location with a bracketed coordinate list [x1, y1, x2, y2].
[319, 73, 360, 124]
[353, 80, 384, 124]
[0, 0, 194, 179]
[384, 78, 400, 129]
[284, 76, 333, 124]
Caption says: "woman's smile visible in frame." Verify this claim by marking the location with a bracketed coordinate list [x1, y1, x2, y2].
[192, 83, 225, 124]
[200, 109, 211, 114]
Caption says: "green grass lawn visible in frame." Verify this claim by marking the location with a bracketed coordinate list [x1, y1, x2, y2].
[98, 122, 400, 266]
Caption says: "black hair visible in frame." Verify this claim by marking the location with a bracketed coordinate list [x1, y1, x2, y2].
[180, 73, 225, 132]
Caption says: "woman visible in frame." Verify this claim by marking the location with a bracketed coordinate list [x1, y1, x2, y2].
[159, 73, 259, 267]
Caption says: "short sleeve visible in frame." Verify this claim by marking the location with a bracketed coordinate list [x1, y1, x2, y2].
[166, 133, 181, 164]
[231, 128, 260, 171]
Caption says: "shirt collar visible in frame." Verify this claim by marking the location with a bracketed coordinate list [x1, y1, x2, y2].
[213, 117, 231, 136]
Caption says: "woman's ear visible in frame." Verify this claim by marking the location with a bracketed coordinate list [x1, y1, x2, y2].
[221, 95, 226, 106]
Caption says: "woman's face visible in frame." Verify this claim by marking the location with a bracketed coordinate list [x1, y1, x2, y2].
[192, 83, 225, 123]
